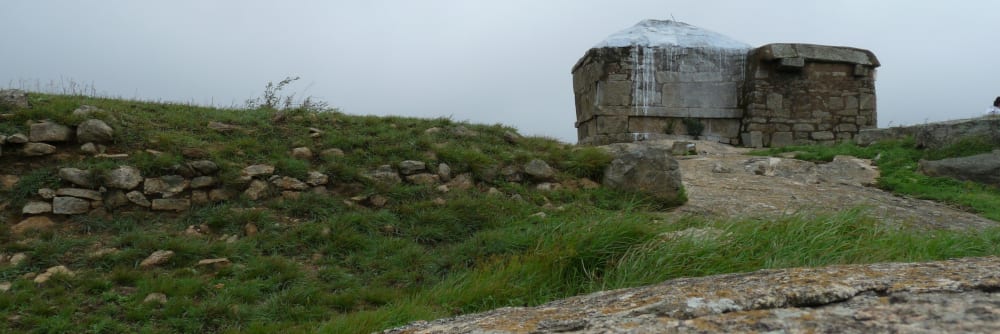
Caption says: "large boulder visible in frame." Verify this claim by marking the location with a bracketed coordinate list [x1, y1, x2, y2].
[601, 143, 684, 204]
[0, 89, 29, 109]
[29, 121, 73, 142]
[919, 150, 1000, 187]
[76, 119, 114, 143]
[386, 257, 1000, 333]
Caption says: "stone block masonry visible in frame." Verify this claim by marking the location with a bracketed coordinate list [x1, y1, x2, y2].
[572, 20, 880, 148]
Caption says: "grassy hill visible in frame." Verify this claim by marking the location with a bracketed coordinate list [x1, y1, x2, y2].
[2, 93, 1000, 333]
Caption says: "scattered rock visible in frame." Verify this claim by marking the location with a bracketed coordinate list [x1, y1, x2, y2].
[452, 126, 479, 137]
[369, 195, 389, 208]
[320, 148, 345, 160]
[12, 216, 55, 235]
[143, 175, 189, 197]
[29, 121, 72, 142]
[530, 212, 547, 218]
[241, 164, 275, 179]
[188, 160, 219, 175]
[6, 133, 28, 144]
[291, 147, 313, 160]
[432, 197, 447, 206]
[446, 173, 474, 190]
[524, 159, 556, 181]
[244, 180, 270, 200]
[53, 196, 92, 214]
[503, 130, 522, 144]
[139, 250, 174, 268]
[436, 185, 450, 193]
[9, 253, 28, 266]
[711, 162, 733, 173]
[306, 171, 329, 186]
[406, 173, 440, 185]
[71, 105, 102, 117]
[399, 160, 427, 175]
[143, 293, 168, 305]
[424, 127, 442, 134]
[536, 183, 561, 192]
[244, 223, 258, 236]
[181, 148, 210, 159]
[272, 176, 309, 191]
[209, 189, 234, 202]
[21, 201, 53, 215]
[671, 141, 697, 156]
[0, 175, 19, 191]
[0, 282, 10, 293]
[195, 258, 231, 269]
[602, 143, 684, 203]
[23, 142, 57, 156]
[190, 176, 217, 189]
[151, 199, 191, 212]
[366, 165, 402, 185]
[487, 187, 503, 196]
[437, 163, 452, 182]
[104, 166, 143, 190]
[88, 247, 119, 258]
[76, 119, 114, 143]
[579, 178, 600, 189]
[56, 188, 102, 201]
[126, 191, 152, 207]
[58, 168, 95, 188]
[0, 89, 29, 108]
[919, 150, 1000, 187]
[207, 121, 243, 133]
[80, 142, 100, 154]
[36, 188, 56, 199]
[308, 127, 324, 137]
[33, 265, 74, 284]
[500, 166, 524, 182]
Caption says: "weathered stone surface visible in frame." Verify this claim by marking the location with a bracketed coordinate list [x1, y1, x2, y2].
[151, 198, 191, 212]
[104, 190, 129, 209]
[189, 176, 217, 189]
[58, 168, 94, 188]
[29, 121, 73, 142]
[601, 143, 684, 203]
[446, 173, 474, 190]
[80, 142, 98, 154]
[406, 173, 440, 185]
[76, 119, 113, 143]
[52, 196, 91, 214]
[23, 142, 57, 156]
[245, 180, 270, 200]
[291, 147, 313, 160]
[0, 89, 29, 109]
[104, 166, 143, 190]
[387, 257, 1000, 334]
[241, 164, 275, 179]
[305, 171, 328, 186]
[56, 188, 102, 201]
[37, 188, 56, 199]
[500, 166, 524, 183]
[22, 201, 53, 215]
[71, 105, 103, 117]
[437, 163, 452, 182]
[670, 141, 696, 156]
[195, 258, 231, 268]
[143, 293, 168, 305]
[188, 160, 219, 175]
[6, 133, 28, 144]
[33, 265, 74, 284]
[919, 151, 1000, 187]
[366, 165, 402, 185]
[139, 250, 174, 268]
[0, 175, 19, 191]
[143, 175, 189, 197]
[12, 216, 55, 235]
[126, 191, 151, 207]
[399, 160, 427, 175]
[524, 159, 556, 181]
[209, 189, 234, 202]
[271, 176, 309, 191]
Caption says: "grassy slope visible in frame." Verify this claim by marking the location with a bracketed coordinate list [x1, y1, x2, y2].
[1, 94, 999, 333]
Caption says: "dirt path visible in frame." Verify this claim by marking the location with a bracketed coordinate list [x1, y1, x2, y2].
[655, 140, 997, 230]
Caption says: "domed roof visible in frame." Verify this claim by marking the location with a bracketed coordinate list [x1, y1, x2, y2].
[594, 19, 751, 50]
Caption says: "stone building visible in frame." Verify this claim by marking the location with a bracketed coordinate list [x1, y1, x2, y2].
[573, 20, 880, 147]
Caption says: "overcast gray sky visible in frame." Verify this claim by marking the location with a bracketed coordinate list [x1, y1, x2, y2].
[2, 1, 997, 143]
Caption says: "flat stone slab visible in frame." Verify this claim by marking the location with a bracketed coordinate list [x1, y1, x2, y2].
[386, 257, 1000, 333]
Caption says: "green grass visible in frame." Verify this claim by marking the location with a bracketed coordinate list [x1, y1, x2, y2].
[3, 94, 1000, 333]
[753, 136, 1000, 220]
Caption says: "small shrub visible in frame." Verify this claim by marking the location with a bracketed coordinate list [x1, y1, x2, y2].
[682, 118, 704, 137]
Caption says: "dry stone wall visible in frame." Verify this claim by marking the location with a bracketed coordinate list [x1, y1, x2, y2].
[741, 43, 879, 147]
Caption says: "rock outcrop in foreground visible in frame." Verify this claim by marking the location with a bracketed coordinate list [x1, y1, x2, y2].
[386, 257, 1000, 333]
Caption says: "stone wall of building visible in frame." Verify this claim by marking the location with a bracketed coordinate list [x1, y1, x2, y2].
[740, 44, 879, 147]
[573, 46, 747, 145]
